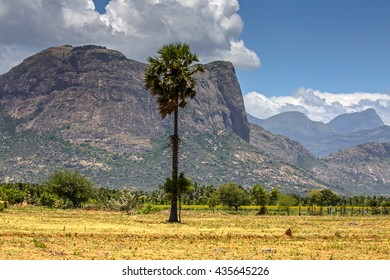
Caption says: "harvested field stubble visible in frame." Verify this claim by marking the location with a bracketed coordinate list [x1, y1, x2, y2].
[0, 207, 389, 260]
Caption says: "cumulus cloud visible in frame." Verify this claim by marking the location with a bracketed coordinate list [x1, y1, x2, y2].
[244, 88, 390, 125]
[0, 0, 260, 74]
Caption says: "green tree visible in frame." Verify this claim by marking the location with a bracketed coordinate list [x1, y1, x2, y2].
[277, 194, 298, 216]
[144, 42, 204, 223]
[308, 189, 322, 206]
[319, 189, 340, 206]
[45, 170, 94, 208]
[217, 183, 248, 211]
[250, 184, 269, 215]
[269, 187, 280, 206]
[207, 191, 219, 213]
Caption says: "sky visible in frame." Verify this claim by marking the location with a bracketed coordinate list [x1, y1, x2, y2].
[0, 0, 389, 124]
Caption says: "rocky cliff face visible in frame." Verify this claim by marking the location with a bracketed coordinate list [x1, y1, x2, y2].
[0, 45, 249, 155]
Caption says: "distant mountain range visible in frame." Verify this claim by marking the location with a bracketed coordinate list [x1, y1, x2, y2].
[0, 45, 389, 195]
[249, 109, 390, 157]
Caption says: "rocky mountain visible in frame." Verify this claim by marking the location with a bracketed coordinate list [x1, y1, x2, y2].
[252, 110, 390, 157]
[0, 45, 329, 193]
[0, 45, 249, 153]
[0, 45, 389, 195]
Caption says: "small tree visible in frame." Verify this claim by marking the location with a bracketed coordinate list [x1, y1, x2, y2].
[45, 170, 94, 208]
[161, 172, 193, 222]
[207, 191, 219, 213]
[277, 194, 298, 216]
[269, 187, 280, 206]
[308, 189, 322, 206]
[251, 184, 269, 215]
[319, 189, 340, 206]
[217, 183, 248, 211]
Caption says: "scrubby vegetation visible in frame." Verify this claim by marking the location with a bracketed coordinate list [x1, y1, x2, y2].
[1, 170, 389, 216]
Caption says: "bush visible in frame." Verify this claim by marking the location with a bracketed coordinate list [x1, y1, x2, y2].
[5, 188, 26, 205]
[118, 188, 138, 214]
[0, 201, 7, 212]
[138, 203, 161, 214]
[40, 192, 59, 208]
[45, 170, 94, 208]
[217, 183, 249, 211]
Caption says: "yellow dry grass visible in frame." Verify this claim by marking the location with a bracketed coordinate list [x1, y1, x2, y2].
[0, 207, 389, 260]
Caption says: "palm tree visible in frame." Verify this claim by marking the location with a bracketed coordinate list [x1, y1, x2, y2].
[144, 42, 204, 223]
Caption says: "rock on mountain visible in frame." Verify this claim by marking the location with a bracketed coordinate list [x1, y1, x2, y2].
[328, 108, 384, 135]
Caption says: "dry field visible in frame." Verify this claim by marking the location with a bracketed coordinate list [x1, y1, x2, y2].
[0, 206, 389, 260]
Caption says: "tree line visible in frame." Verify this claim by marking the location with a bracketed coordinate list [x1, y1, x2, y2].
[1, 170, 389, 215]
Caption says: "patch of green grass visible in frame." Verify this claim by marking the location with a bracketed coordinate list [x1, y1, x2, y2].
[32, 239, 47, 249]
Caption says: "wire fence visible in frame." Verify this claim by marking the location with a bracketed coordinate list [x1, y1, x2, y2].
[152, 204, 390, 216]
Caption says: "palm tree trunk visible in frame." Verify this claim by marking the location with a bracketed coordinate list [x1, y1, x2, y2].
[169, 106, 179, 223]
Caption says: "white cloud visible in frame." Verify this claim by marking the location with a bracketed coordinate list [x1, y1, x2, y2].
[0, 0, 260, 74]
[244, 88, 390, 125]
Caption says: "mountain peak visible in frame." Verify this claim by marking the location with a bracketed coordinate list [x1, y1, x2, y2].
[329, 109, 384, 135]
[257, 111, 334, 141]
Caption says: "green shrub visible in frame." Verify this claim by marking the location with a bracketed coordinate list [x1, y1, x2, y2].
[5, 188, 26, 205]
[40, 192, 58, 208]
[0, 201, 7, 212]
[138, 203, 161, 214]
[45, 170, 94, 208]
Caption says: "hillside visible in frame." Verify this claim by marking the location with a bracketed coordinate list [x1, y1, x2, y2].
[316, 143, 390, 195]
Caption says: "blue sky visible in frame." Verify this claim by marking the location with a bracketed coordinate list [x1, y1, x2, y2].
[1, 0, 389, 123]
[236, 0, 390, 96]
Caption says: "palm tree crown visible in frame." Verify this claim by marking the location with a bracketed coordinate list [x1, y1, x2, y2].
[144, 42, 204, 118]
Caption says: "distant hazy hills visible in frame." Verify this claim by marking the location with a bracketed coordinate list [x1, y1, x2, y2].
[249, 109, 390, 157]
[329, 108, 384, 135]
